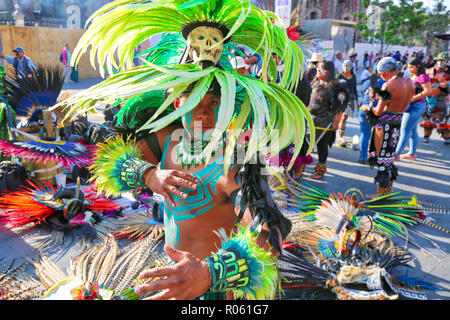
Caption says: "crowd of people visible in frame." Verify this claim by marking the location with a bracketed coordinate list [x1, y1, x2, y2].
[358, 50, 450, 162]
[234, 45, 449, 195]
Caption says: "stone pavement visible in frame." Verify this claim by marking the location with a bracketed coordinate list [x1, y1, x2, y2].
[1, 75, 449, 299]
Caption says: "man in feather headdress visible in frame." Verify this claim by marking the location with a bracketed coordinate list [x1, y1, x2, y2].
[64, 0, 315, 300]
[127, 80, 289, 300]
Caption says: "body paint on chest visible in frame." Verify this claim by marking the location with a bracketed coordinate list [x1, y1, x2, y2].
[163, 157, 225, 248]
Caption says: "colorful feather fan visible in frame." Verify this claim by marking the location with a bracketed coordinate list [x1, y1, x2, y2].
[0, 139, 97, 169]
[0, 180, 119, 232]
[3, 65, 64, 120]
[87, 135, 143, 197]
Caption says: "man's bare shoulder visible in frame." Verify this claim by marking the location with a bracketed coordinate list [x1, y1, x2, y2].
[218, 165, 242, 196]
[136, 125, 182, 164]
[156, 125, 182, 140]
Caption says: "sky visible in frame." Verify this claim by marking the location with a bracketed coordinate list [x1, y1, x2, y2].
[393, 0, 450, 10]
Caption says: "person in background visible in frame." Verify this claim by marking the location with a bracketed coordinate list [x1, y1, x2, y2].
[392, 51, 401, 61]
[424, 54, 435, 70]
[361, 57, 414, 196]
[416, 51, 424, 62]
[304, 52, 323, 83]
[336, 60, 358, 147]
[369, 51, 375, 66]
[421, 52, 450, 145]
[401, 52, 408, 64]
[333, 51, 344, 75]
[395, 57, 432, 161]
[348, 50, 358, 71]
[304, 61, 347, 179]
[360, 65, 374, 97]
[237, 46, 262, 78]
[61, 43, 73, 84]
[358, 76, 386, 164]
[0, 46, 37, 79]
[229, 56, 251, 75]
[363, 51, 369, 69]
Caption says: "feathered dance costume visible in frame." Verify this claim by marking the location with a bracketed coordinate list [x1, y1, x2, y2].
[52, 0, 316, 300]
[0, 139, 97, 169]
[366, 90, 402, 194]
[0, 179, 119, 232]
[266, 173, 447, 299]
[0, 233, 169, 300]
[3, 65, 64, 129]
[270, 172, 450, 260]
[277, 246, 428, 300]
[0, 65, 97, 174]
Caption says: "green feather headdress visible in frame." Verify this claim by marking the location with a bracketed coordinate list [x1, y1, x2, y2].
[55, 0, 315, 172]
[71, 0, 303, 90]
[55, 64, 314, 173]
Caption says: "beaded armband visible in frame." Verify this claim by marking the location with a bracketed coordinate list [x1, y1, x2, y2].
[120, 157, 155, 190]
[203, 225, 279, 300]
[205, 248, 250, 292]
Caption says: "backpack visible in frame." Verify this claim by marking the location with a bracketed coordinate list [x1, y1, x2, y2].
[60, 53, 63, 63]
[0, 162, 30, 193]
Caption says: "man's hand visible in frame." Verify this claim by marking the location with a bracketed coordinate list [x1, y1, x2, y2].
[0, 54, 5, 59]
[361, 104, 370, 112]
[144, 169, 198, 206]
[135, 244, 211, 300]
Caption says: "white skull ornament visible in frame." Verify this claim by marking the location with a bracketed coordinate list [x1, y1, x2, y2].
[187, 26, 224, 65]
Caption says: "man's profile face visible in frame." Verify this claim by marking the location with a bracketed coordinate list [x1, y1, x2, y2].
[175, 93, 221, 140]
[237, 67, 249, 75]
[379, 70, 391, 81]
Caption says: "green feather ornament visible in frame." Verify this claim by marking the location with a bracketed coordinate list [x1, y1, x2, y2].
[88, 135, 144, 197]
[71, 0, 302, 90]
[213, 224, 279, 300]
[55, 65, 314, 172]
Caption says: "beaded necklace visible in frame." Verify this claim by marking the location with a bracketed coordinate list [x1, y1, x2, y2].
[175, 134, 225, 169]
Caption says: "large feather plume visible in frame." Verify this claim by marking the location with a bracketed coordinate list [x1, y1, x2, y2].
[53, 66, 314, 172]
[71, 0, 303, 90]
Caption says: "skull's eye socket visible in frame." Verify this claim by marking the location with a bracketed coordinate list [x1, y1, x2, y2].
[199, 36, 205, 40]
[213, 37, 218, 42]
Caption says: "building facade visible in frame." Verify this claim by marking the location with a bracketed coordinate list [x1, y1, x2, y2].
[299, 0, 361, 21]
[0, 0, 112, 28]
